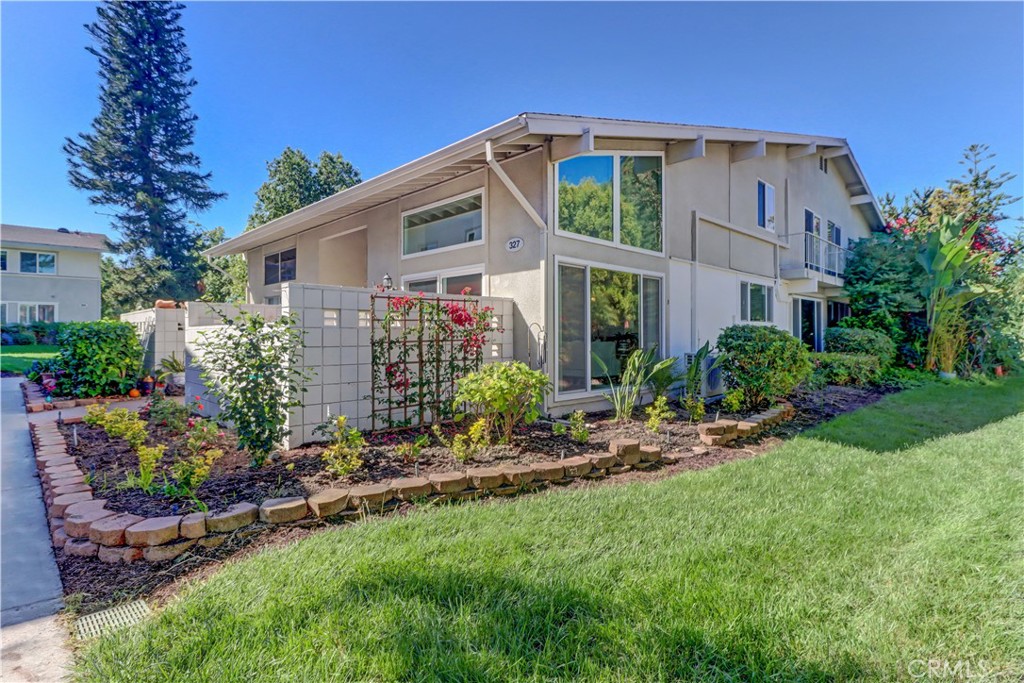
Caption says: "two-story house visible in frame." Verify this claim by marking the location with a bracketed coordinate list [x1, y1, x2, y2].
[205, 113, 883, 414]
[1, 224, 108, 323]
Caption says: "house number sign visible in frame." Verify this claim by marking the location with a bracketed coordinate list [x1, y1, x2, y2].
[505, 237, 524, 252]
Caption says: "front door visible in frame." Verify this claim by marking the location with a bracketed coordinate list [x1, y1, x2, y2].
[792, 298, 823, 351]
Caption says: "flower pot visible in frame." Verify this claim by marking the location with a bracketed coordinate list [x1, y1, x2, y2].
[141, 376, 155, 396]
[995, 365, 1005, 377]
[171, 372, 186, 386]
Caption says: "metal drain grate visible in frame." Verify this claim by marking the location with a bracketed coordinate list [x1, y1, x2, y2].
[75, 600, 152, 639]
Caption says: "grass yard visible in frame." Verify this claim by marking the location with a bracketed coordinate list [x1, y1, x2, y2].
[78, 379, 1024, 682]
[0, 344, 58, 374]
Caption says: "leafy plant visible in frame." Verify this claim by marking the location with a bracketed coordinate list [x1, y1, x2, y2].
[594, 348, 676, 422]
[135, 444, 165, 494]
[146, 393, 189, 433]
[682, 395, 705, 424]
[683, 342, 723, 402]
[453, 361, 550, 443]
[55, 321, 144, 397]
[167, 448, 224, 512]
[551, 422, 567, 437]
[568, 410, 589, 444]
[158, 352, 186, 383]
[646, 357, 685, 401]
[716, 325, 812, 411]
[721, 388, 744, 413]
[83, 403, 108, 427]
[183, 417, 225, 458]
[933, 308, 969, 376]
[197, 309, 311, 468]
[102, 408, 147, 449]
[644, 395, 674, 433]
[810, 353, 882, 386]
[432, 418, 489, 463]
[395, 434, 430, 465]
[824, 328, 897, 368]
[320, 416, 365, 477]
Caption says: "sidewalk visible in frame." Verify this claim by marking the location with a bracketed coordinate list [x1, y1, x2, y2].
[1, 377, 72, 681]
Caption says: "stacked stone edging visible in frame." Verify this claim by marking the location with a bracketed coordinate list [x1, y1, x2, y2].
[30, 400, 796, 565]
[22, 381, 139, 414]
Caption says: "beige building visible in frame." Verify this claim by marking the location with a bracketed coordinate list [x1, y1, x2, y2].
[1, 224, 108, 324]
[206, 113, 883, 414]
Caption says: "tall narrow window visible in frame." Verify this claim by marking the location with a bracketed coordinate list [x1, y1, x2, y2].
[757, 181, 776, 231]
[402, 192, 484, 256]
[590, 268, 640, 389]
[642, 277, 662, 353]
[620, 155, 663, 251]
[557, 264, 587, 393]
[0, 250, 6, 271]
[740, 281, 773, 322]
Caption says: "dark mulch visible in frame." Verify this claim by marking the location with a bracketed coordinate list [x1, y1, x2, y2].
[56, 383, 891, 613]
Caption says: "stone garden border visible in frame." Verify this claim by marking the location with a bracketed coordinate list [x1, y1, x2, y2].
[31, 399, 795, 565]
[22, 380, 140, 414]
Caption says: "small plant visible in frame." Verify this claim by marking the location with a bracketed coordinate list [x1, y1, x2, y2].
[83, 403, 108, 427]
[647, 356, 686, 401]
[134, 444, 165, 494]
[147, 393, 189, 433]
[158, 352, 186, 383]
[594, 348, 676, 422]
[551, 422, 568, 437]
[568, 410, 589, 444]
[167, 448, 224, 512]
[320, 416, 365, 477]
[683, 395, 706, 424]
[644, 395, 674, 433]
[721, 388, 744, 413]
[183, 417, 226, 458]
[395, 434, 430, 465]
[102, 408, 147, 449]
[453, 361, 551, 444]
[432, 417, 489, 462]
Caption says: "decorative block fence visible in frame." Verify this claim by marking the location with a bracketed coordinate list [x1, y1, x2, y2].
[120, 307, 186, 372]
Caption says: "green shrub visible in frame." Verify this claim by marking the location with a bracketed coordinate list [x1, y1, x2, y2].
[720, 388, 744, 413]
[102, 408, 147, 449]
[453, 361, 551, 443]
[824, 327, 896, 367]
[810, 353, 881, 386]
[56, 321, 143, 397]
[319, 416, 365, 477]
[682, 395, 705, 423]
[147, 393, 189, 433]
[432, 418, 489, 463]
[14, 332, 35, 345]
[568, 410, 589, 444]
[644, 395, 673, 433]
[716, 325, 812, 410]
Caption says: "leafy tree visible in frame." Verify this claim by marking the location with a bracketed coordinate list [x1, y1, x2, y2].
[65, 1, 225, 307]
[246, 147, 361, 230]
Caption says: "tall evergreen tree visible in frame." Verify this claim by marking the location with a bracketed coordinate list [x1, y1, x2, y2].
[65, 0, 224, 307]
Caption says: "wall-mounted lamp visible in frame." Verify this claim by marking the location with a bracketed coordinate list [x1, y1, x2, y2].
[381, 273, 393, 290]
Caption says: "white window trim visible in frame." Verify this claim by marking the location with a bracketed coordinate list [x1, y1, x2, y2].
[756, 178, 776, 232]
[739, 280, 774, 324]
[400, 188, 486, 260]
[803, 207, 821, 235]
[401, 263, 487, 296]
[15, 301, 58, 324]
[553, 255, 666, 402]
[17, 250, 58, 275]
[553, 151, 666, 257]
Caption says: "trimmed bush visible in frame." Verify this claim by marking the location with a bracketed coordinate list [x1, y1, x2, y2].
[810, 353, 881, 386]
[56, 321, 143, 397]
[716, 325, 812, 410]
[824, 327, 896, 367]
[454, 361, 551, 443]
[14, 332, 35, 345]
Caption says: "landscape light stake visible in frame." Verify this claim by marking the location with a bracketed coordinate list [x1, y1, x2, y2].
[73, 425, 79, 448]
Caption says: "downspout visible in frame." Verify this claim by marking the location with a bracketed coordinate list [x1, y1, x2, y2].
[690, 210, 699, 351]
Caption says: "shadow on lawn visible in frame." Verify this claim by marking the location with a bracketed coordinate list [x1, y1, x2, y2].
[806, 377, 1024, 453]
[289, 566, 868, 681]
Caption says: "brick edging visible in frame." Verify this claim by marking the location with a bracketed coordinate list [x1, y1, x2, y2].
[31, 402, 796, 565]
[21, 381, 138, 414]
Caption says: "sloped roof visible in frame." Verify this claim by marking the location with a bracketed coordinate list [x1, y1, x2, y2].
[1, 224, 110, 252]
[206, 112, 884, 257]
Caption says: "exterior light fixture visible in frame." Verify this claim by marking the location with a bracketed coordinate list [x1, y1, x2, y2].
[382, 273, 393, 290]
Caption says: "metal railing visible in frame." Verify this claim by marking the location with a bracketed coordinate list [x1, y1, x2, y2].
[804, 233, 849, 278]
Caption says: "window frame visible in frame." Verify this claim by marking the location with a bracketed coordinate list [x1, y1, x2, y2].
[554, 151, 666, 257]
[263, 247, 296, 286]
[17, 302, 58, 324]
[401, 264, 487, 296]
[756, 179, 777, 232]
[739, 280, 775, 324]
[553, 255, 665, 401]
[0, 250, 7, 271]
[18, 250, 57, 275]
[400, 188, 487, 260]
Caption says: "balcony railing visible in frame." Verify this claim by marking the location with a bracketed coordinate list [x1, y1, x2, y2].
[804, 233, 849, 278]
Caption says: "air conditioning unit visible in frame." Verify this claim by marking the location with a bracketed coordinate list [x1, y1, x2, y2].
[682, 353, 725, 396]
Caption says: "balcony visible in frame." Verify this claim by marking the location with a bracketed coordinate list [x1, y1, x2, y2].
[781, 233, 850, 292]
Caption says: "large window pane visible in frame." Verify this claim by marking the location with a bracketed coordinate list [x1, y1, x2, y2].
[19, 304, 36, 324]
[406, 278, 437, 294]
[264, 252, 280, 285]
[403, 194, 483, 255]
[619, 155, 663, 251]
[750, 284, 768, 321]
[37, 253, 56, 274]
[20, 252, 37, 273]
[38, 305, 55, 323]
[557, 265, 587, 393]
[278, 248, 296, 282]
[557, 156, 613, 241]
[590, 267, 639, 388]
[444, 273, 482, 295]
[642, 276, 661, 353]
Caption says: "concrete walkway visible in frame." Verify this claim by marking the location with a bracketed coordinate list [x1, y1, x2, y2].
[1, 377, 72, 681]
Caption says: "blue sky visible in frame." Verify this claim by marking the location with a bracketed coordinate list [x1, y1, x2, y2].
[2, 2, 1022, 240]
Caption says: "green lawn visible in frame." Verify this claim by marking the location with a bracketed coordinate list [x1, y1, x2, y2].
[0, 344, 58, 374]
[78, 379, 1024, 682]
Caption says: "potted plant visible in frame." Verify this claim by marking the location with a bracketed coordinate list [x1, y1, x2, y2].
[140, 373, 155, 396]
[159, 352, 186, 387]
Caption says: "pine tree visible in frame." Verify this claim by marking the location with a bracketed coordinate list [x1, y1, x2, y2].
[65, 0, 224, 306]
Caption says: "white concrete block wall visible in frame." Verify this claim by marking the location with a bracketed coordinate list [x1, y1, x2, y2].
[121, 308, 186, 372]
[282, 283, 515, 449]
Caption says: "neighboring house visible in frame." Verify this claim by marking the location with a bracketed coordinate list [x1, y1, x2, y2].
[1, 224, 108, 324]
[205, 113, 883, 415]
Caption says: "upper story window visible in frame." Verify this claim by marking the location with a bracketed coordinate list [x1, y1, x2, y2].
[819, 156, 828, 173]
[827, 220, 843, 246]
[757, 180, 776, 231]
[557, 153, 663, 253]
[264, 248, 296, 285]
[402, 192, 483, 257]
[740, 281, 774, 323]
[804, 209, 821, 236]
[0, 250, 6, 271]
[19, 251, 56, 274]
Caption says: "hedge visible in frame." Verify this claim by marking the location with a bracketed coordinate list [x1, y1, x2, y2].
[716, 325, 812, 410]
[824, 327, 896, 367]
[810, 353, 881, 386]
[56, 321, 143, 397]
